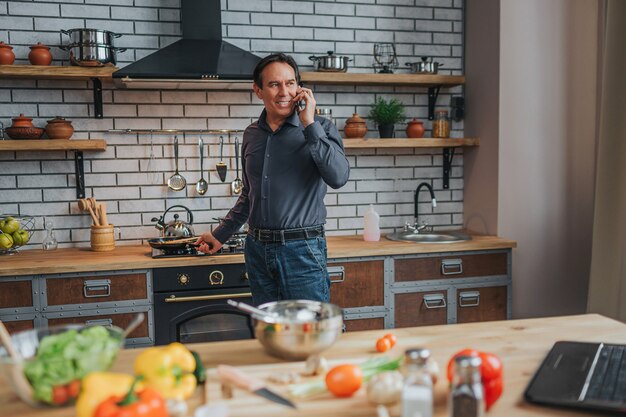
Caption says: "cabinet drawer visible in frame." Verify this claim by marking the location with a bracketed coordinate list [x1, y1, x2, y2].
[0, 280, 33, 309]
[329, 260, 384, 308]
[395, 253, 507, 282]
[2, 319, 35, 334]
[395, 291, 448, 328]
[45, 273, 148, 307]
[47, 311, 149, 340]
[344, 317, 385, 332]
[456, 286, 508, 323]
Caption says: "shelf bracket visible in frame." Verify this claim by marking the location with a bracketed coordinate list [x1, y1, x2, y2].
[75, 151, 86, 199]
[427, 85, 442, 120]
[442, 147, 455, 189]
[91, 78, 103, 119]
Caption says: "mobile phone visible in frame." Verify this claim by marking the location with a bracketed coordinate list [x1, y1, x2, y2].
[297, 99, 306, 112]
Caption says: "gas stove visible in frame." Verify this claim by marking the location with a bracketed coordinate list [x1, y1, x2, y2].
[151, 234, 246, 259]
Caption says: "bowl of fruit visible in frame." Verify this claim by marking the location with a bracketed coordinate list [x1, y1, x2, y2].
[0, 215, 35, 254]
[0, 324, 125, 407]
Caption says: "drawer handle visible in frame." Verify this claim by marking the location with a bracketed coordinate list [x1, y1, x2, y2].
[423, 293, 447, 309]
[85, 318, 113, 328]
[441, 259, 463, 275]
[83, 279, 111, 298]
[327, 266, 345, 283]
[459, 291, 480, 307]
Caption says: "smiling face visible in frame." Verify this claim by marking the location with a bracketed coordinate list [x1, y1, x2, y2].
[253, 61, 299, 126]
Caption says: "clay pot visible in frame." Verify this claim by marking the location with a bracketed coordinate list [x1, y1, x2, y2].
[344, 113, 367, 138]
[6, 114, 45, 139]
[11, 114, 35, 128]
[28, 42, 52, 66]
[0, 41, 15, 65]
[45, 116, 74, 139]
[406, 118, 425, 138]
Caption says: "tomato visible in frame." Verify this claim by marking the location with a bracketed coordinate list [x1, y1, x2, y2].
[478, 351, 503, 381]
[446, 348, 480, 382]
[67, 379, 81, 398]
[51, 385, 69, 405]
[325, 364, 363, 397]
[383, 333, 397, 348]
[375, 337, 392, 353]
[484, 375, 503, 410]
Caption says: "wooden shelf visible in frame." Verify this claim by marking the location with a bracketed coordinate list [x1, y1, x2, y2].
[301, 72, 464, 87]
[0, 139, 107, 151]
[0, 65, 117, 80]
[343, 137, 479, 148]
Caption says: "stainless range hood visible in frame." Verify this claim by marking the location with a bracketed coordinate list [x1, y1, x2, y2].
[113, 0, 261, 89]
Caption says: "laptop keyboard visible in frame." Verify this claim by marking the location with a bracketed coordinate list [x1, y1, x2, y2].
[585, 344, 626, 403]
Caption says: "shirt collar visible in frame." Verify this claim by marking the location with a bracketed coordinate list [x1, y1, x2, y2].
[258, 109, 301, 132]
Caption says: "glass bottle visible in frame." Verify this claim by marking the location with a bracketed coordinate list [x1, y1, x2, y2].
[432, 109, 450, 138]
[449, 356, 484, 417]
[42, 218, 58, 251]
[401, 348, 433, 417]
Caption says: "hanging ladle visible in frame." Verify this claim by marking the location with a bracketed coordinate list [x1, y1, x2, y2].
[168, 135, 186, 191]
[196, 137, 208, 195]
[231, 136, 243, 195]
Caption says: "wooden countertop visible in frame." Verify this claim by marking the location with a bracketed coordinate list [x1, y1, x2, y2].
[0, 314, 621, 417]
[0, 234, 516, 277]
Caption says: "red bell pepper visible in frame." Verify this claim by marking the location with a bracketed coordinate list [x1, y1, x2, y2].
[446, 348, 504, 411]
[94, 377, 168, 417]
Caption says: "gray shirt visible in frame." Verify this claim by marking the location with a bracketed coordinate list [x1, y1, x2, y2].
[213, 109, 350, 243]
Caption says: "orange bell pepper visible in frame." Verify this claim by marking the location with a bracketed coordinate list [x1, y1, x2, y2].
[94, 377, 168, 417]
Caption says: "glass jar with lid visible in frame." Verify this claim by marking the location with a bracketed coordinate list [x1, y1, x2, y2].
[432, 109, 450, 138]
[315, 108, 333, 124]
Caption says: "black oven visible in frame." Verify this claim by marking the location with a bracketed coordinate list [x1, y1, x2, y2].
[153, 263, 254, 345]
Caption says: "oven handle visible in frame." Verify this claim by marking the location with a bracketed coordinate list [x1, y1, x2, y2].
[164, 292, 252, 303]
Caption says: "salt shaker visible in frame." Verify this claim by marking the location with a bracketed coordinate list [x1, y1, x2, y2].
[401, 348, 433, 417]
[449, 356, 484, 417]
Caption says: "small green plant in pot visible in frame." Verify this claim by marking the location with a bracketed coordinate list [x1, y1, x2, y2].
[368, 97, 406, 138]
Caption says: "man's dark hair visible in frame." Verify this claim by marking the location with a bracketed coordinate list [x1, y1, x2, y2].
[253, 53, 301, 89]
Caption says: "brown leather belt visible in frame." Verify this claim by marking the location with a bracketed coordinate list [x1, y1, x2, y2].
[248, 226, 324, 243]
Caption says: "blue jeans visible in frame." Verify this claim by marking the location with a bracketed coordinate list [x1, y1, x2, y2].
[244, 234, 330, 306]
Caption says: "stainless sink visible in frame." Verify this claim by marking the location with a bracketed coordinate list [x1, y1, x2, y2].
[386, 230, 472, 243]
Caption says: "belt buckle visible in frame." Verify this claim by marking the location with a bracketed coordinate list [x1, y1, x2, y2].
[259, 229, 273, 242]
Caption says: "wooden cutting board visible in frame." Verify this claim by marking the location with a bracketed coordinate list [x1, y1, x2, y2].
[204, 356, 403, 417]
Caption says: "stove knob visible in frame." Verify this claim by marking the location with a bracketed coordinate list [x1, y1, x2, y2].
[209, 270, 224, 285]
[178, 274, 190, 285]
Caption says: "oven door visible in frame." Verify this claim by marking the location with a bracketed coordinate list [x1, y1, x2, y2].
[154, 289, 254, 345]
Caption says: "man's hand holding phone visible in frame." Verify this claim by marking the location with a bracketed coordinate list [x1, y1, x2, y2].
[293, 87, 316, 127]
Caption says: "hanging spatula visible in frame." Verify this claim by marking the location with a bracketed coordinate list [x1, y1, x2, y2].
[216, 135, 227, 182]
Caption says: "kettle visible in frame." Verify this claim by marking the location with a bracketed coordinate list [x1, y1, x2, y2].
[151, 205, 195, 238]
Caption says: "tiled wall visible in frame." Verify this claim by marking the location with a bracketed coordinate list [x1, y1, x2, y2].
[0, 0, 465, 249]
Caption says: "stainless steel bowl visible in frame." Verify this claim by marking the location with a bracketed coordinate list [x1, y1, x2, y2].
[253, 300, 343, 360]
[61, 28, 121, 46]
[60, 43, 126, 67]
[405, 57, 444, 74]
[309, 51, 351, 72]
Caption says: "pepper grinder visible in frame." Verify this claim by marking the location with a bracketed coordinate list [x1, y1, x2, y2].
[42, 218, 58, 251]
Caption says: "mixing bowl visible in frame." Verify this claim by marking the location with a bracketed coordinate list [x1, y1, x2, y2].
[0, 324, 124, 407]
[253, 300, 343, 360]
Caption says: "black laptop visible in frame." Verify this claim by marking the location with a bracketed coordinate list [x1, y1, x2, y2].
[524, 341, 626, 413]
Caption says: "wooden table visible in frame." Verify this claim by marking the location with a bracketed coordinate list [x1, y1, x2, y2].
[1, 314, 621, 417]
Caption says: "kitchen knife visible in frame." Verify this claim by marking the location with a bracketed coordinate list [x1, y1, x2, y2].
[216, 364, 297, 409]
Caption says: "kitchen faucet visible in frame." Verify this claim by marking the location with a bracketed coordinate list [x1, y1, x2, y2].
[408, 182, 437, 233]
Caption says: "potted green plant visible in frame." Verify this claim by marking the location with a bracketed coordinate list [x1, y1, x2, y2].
[367, 97, 406, 138]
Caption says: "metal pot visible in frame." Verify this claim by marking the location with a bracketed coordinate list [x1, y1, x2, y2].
[309, 51, 351, 72]
[151, 205, 195, 238]
[61, 28, 121, 47]
[59, 43, 126, 67]
[405, 57, 444, 74]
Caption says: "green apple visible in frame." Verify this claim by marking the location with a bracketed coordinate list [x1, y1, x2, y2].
[0, 233, 13, 249]
[12, 229, 29, 246]
[0, 217, 20, 234]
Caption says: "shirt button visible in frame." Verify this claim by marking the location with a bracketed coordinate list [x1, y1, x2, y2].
[266, 154, 270, 158]
[264, 176, 268, 179]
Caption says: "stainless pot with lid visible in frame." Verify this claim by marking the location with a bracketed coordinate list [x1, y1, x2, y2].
[59, 43, 126, 67]
[151, 205, 195, 238]
[309, 51, 351, 72]
[405, 56, 444, 74]
[61, 28, 122, 47]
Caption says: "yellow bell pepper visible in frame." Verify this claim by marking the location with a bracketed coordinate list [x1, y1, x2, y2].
[75, 372, 141, 417]
[133, 342, 197, 400]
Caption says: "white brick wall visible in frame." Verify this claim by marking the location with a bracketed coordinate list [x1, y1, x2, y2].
[0, 0, 465, 248]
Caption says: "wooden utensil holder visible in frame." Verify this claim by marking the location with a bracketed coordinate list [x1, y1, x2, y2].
[90, 224, 115, 252]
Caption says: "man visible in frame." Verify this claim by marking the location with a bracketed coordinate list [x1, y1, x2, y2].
[196, 53, 350, 305]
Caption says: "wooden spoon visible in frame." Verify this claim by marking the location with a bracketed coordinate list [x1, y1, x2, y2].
[78, 198, 100, 226]
[99, 203, 109, 226]
[0, 321, 34, 401]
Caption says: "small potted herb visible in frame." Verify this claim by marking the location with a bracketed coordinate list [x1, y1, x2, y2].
[367, 97, 406, 138]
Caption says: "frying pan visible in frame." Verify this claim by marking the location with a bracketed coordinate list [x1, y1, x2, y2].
[147, 236, 198, 251]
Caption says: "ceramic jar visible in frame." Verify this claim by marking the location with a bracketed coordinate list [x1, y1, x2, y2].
[344, 113, 367, 138]
[11, 114, 34, 128]
[0, 42, 15, 65]
[28, 42, 52, 66]
[45, 116, 74, 139]
[406, 118, 425, 138]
